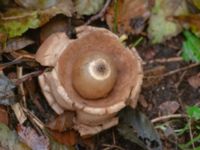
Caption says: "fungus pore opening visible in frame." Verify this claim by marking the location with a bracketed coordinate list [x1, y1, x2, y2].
[72, 51, 117, 100]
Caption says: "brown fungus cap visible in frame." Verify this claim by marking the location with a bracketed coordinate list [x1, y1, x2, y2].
[57, 26, 143, 108]
[36, 26, 143, 136]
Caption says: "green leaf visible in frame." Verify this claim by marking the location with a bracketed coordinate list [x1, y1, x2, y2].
[0, 0, 73, 40]
[148, 0, 188, 43]
[0, 123, 31, 150]
[75, 0, 105, 15]
[0, 10, 39, 38]
[186, 105, 200, 120]
[182, 30, 200, 62]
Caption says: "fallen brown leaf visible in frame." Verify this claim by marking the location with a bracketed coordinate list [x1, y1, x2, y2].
[46, 111, 75, 132]
[158, 101, 180, 115]
[106, 0, 150, 34]
[48, 129, 78, 146]
[0, 106, 8, 125]
[188, 73, 200, 89]
[174, 14, 200, 36]
[0, 37, 34, 53]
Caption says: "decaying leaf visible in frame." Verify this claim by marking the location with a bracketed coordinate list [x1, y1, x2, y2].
[46, 111, 75, 132]
[158, 101, 180, 115]
[40, 16, 69, 42]
[118, 124, 148, 150]
[75, 0, 105, 15]
[182, 30, 200, 62]
[17, 125, 49, 150]
[0, 123, 31, 150]
[0, 72, 16, 105]
[0, 106, 8, 125]
[49, 135, 75, 150]
[0, 0, 73, 40]
[0, 37, 34, 53]
[119, 107, 162, 150]
[0, 8, 40, 39]
[106, 0, 150, 34]
[148, 0, 188, 43]
[48, 130, 78, 146]
[188, 73, 200, 89]
[174, 14, 200, 37]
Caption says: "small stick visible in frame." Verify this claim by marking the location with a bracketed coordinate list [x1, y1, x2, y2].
[151, 114, 187, 123]
[143, 56, 183, 65]
[17, 66, 27, 108]
[175, 70, 187, 88]
[14, 70, 43, 85]
[85, 0, 112, 25]
[22, 107, 45, 135]
[0, 57, 22, 70]
[146, 63, 199, 79]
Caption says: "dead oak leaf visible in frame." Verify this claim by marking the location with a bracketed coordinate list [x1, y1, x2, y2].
[106, 0, 150, 34]
[48, 129, 78, 146]
[46, 111, 75, 132]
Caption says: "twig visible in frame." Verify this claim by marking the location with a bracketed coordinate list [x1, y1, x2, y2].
[175, 70, 187, 88]
[0, 57, 22, 70]
[85, 0, 112, 25]
[14, 70, 43, 85]
[143, 56, 183, 65]
[151, 114, 188, 123]
[0, 54, 35, 70]
[22, 107, 45, 135]
[146, 63, 199, 79]
[17, 66, 27, 108]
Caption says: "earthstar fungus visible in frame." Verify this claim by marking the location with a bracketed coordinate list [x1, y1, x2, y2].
[35, 26, 143, 136]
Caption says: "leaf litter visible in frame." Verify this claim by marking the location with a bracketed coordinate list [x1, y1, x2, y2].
[0, 0, 199, 149]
